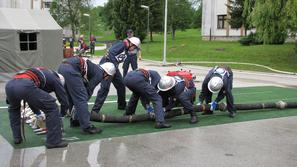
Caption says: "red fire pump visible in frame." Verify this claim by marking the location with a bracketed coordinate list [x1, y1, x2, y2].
[166, 69, 196, 81]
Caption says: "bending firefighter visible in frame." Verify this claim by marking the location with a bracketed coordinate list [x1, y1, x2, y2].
[5, 67, 69, 149]
[158, 75, 198, 124]
[58, 56, 116, 134]
[198, 66, 236, 117]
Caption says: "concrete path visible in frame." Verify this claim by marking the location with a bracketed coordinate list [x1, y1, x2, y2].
[90, 58, 297, 97]
[0, 59, 297, 167]
[1, 116, 297, 167]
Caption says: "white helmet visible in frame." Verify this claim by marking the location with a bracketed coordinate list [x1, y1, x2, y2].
[57, 73, 65, 86]
[158, 76, 176, 91]
[128, 37, 141, 48]
[100, 62, 116, 76]
[208, 76, 223, 93]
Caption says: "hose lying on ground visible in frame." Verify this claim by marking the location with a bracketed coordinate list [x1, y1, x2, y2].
[90, 101, 297, 123]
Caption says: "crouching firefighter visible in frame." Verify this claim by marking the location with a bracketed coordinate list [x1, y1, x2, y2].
[158, 75, 198, 124]
[124, 69, 171, 129]
[58, 56, 116, 134]
[197, 66, 236, 117]
[5, 67, 69, 149]
[92, 37, 141, 113]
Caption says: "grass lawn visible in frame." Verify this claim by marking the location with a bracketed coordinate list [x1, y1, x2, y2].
[90, 29, 294, 73]
[89, 29, 297, 73]
[139, 29, 297, 72]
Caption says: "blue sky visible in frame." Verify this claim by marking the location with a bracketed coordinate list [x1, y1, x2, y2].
[93, 0, 108, 7]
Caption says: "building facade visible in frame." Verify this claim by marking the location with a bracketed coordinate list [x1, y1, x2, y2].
[0, 0, 53, 10]
[202, 0, 253, 40]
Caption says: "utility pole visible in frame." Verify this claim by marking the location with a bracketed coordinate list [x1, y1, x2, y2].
[163, 0, 168, 65]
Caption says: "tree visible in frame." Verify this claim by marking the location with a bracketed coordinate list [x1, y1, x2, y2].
[285, 0, 297, 52]
[102, 0, 147, 41]
[227, 0, 256, 35]
[168, 0, 193, 40]
[242, 0, 255, 30]
[79, 6, 105, 38]
[252, 0, 288, 44]
[227, 0, 245, 29]
[101, 0, 115, 30]
[191, 4, 202, 28]
[141, 0, 164, 41]
[50, 0, 90, 40]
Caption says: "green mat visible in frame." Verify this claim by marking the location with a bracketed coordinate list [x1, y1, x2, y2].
[1, 86, 297, 149]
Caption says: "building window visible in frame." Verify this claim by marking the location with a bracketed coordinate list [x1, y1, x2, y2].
[44, 2, 52, 8]
[217, 15, 227, 29]
[19, 33, 37, 51]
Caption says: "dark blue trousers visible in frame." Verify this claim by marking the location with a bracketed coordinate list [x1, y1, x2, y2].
[58, 64, 91, 129]
[92, 57, 126, 113]
[5, 79, 62, 145]
[124, 74, 165, 123]
[122, 54, 138, 77]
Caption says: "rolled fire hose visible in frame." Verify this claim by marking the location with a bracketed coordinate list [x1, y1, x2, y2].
[90, 101, 297, 123]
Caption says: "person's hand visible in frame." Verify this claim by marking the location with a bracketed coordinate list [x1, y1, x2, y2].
[138, 56, 142, 61]
[147, 106, 154, 113]
[210, 101, 218, 111]
[147, 106, 155, 118]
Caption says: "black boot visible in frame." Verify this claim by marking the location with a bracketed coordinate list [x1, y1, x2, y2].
[46, 140, 68, 149]
[189, 113, 198, 124]
[82, 125, 103, 134]
[202, 110, 213, 115]
[70, 118, 80, 127]
[229, 112, 236, 118]
[155, 122, 171, 129]
[14, 138, 22, 145]
[118, 104, 126, 110]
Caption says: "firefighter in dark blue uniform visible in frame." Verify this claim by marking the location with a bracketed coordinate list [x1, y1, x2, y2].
[122, 29, 142, 77]
[58, 56, 116, 134]
[92, 37, 141, 113]
[198, 66, 236, 117]
[124, 69, 171, 129]
[158, 76, 198, 124]
[5, 67, 68, 148]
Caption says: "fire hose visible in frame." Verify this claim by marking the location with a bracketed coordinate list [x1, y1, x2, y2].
[90, 101, 297, 123]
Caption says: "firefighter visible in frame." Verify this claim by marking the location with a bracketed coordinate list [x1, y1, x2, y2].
[58, 56, 116, 134]
[5, 67, 68, 149]
[124, 69, 171, 129]
[122, 29, 142, 77]
[197, 66, 236, 117]
[92, 37, 141, 113]
[158, 76, 198, 124]
[89, 34, 96, 55]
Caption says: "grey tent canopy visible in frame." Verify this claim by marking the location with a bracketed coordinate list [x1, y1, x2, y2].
[0, 8, 63, 81]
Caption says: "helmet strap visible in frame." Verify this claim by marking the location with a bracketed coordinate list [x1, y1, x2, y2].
[103, 71, 110, 80]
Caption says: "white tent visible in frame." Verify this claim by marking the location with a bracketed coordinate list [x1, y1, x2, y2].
[0, 8, 63, 81]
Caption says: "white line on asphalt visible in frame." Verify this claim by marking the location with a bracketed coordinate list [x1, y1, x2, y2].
[233, 91, 273, 95]
[0, 100, 123, 109]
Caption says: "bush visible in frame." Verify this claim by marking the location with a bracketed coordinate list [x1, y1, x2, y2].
[239, 36, 253, 46]
[239, 32, 263, 46]
[249, 32, 263, 45]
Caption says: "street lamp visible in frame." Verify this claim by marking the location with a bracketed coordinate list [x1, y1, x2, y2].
[141, 5, 150, 52]
[141, 5, 149, 39]
[83, 13, 91, 41]
[163, 0, 168, 65]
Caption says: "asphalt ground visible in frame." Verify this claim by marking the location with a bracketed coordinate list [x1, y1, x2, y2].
[1, 58, 297, 167]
